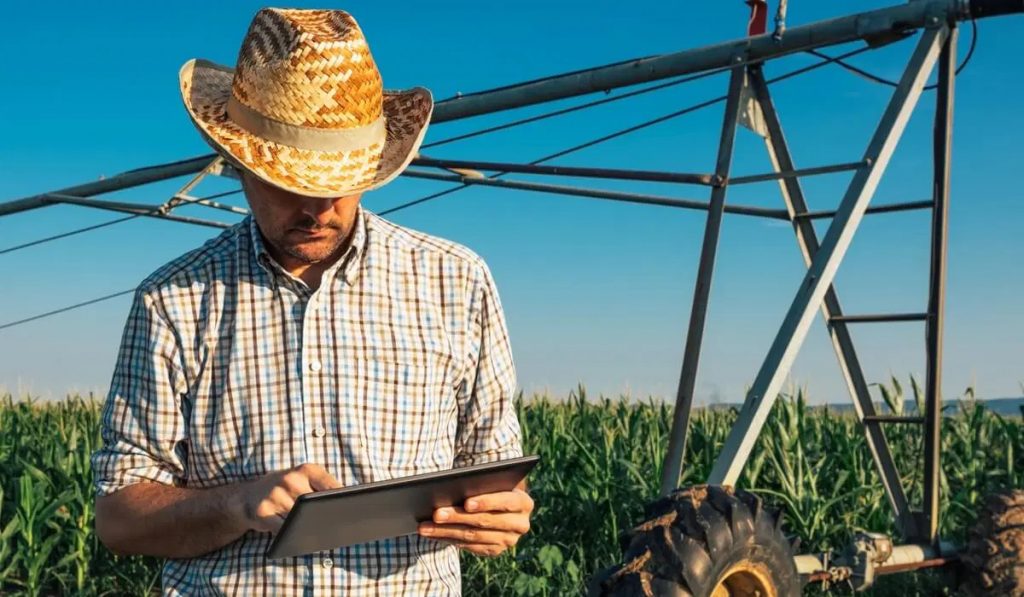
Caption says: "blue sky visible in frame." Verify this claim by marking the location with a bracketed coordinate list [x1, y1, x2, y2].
[1, 1, 1021, 404]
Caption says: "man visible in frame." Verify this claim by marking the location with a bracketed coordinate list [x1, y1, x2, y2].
[91, 8, 532, 595]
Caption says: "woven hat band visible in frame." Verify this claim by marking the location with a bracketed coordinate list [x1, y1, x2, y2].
[226, 95, 386, 152]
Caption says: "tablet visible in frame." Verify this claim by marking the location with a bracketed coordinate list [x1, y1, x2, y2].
[265, 455, 540, 559]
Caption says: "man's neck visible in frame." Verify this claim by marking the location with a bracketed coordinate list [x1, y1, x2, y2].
[284, 259, 332, 291]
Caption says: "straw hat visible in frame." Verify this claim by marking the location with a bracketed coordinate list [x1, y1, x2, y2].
[179, 8, 433, 198]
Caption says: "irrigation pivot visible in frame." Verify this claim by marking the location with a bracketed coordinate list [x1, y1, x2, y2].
[2, 0, 1023, 594]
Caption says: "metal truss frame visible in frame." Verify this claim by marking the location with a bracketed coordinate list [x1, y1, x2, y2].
[696, 25, 953, 543]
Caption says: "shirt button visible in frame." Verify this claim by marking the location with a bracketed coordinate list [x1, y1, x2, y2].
[313, 426, 326, 438]
[309, 360, 322, 372]
[322, 557, 333, 569]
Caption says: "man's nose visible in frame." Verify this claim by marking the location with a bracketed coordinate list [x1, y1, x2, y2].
[297, 196, 334, 221]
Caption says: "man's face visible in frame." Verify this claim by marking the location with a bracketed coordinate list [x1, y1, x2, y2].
[240, 171, 362, 265]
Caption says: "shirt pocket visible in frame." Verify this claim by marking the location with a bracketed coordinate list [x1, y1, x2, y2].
[353, 356, 456, 481]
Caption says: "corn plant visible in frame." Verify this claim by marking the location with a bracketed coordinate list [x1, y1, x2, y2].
[0, 381, 1020, 596]
[0, 487, 21, 587]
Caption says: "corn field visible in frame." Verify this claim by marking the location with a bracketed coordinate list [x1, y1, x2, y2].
[0, 378, 1021, 595]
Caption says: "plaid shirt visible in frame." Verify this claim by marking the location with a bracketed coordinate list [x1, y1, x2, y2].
[91, 205, 522, 595]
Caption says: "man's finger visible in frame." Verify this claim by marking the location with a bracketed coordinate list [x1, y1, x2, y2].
[271, 488, 296, 515]
[432, 507, 530, 534]
[305, 465, 343, 492]
[281, 471, 314, 497]
[258, 512, 287, 535]
[463, 489, 533, 514]
[445, 541, 508, 557]
[418, 523, 520, 546]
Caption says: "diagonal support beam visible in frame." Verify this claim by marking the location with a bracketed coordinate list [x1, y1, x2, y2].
[747, 65, 918, 539]
[659, 65, 746, 495]
[708, 27, 949, 487]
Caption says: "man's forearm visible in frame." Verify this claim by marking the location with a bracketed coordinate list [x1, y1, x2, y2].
[96, 480, 249, 559]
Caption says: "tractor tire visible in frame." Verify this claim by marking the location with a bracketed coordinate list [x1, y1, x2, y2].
[592, 485, 801, 597]
[962, 489, 1024, 596]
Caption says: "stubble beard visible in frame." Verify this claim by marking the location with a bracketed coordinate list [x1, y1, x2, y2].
[278, 231, 347, 264]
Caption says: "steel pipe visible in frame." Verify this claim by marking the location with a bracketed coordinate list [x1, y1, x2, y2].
[659, 67, 746, 495]
[829, 312, 929, 323]
[922, 24, 957, 544]
[863, 415, 926, 424]
[795, 542, 958, 581]
[400, 169, 790, 219]
[0, 155, 218, 218]
[795, 199, 934, 220]
[43, 193, 230, 229]
[728, 160, 866, 185]
[430, 1, 991, 122]
[411, 157, 717, 186]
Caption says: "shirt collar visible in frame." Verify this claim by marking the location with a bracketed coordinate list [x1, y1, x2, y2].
[248, 204, 367, 289]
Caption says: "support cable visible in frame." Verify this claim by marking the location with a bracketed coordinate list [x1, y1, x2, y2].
[0, 216, 137, 256]
[0, 290, 136, 331]
[808, 18, 977, 90]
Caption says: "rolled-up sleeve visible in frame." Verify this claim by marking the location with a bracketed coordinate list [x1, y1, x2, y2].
[91, 287, 189, 497]
[453, 260, 523, 467]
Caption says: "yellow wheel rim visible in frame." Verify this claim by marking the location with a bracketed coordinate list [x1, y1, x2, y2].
[709, 561, 777, 597]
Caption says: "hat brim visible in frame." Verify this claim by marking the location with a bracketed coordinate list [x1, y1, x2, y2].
[179, 59, 432, 198]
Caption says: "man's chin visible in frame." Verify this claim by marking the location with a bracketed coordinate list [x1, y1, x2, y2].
[281, 242, 342, 264]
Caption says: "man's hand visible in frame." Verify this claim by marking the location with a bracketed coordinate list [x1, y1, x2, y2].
[236, 463, 343, 534]
[417, 485, 533, 557]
